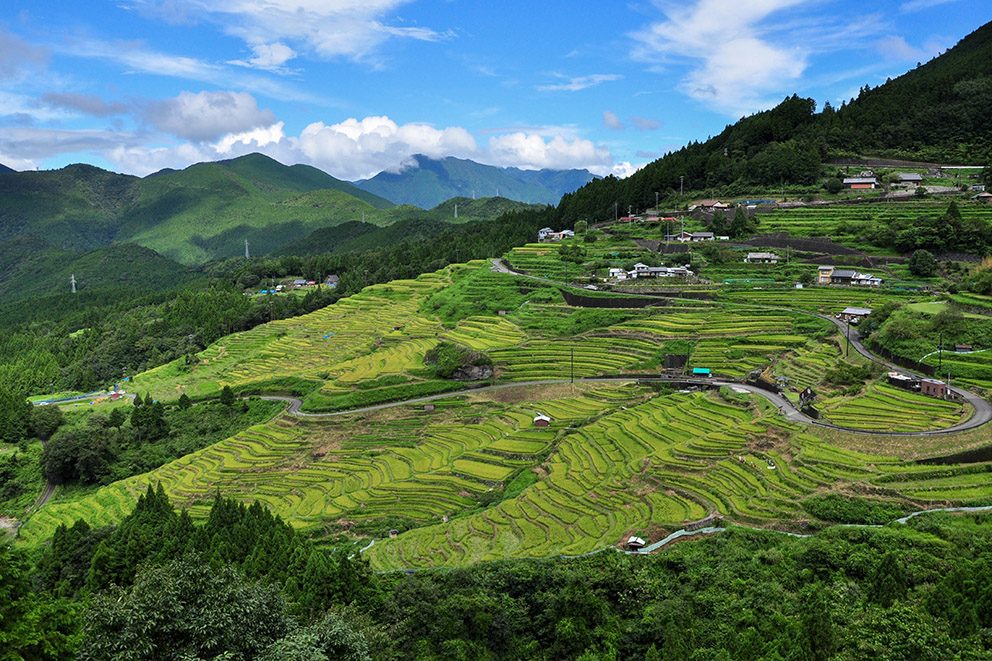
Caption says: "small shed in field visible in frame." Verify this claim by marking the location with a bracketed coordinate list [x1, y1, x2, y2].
[533, 414, 551, 427]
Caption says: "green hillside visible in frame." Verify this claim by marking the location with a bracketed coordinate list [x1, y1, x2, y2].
[0, 153, 396, 266]
[274, 196, 544, 256]
[0, 238, 197, 302]
[554, 21, 992, 221]
[355, 154, 596, 207]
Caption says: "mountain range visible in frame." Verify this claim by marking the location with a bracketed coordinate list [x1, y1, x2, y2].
[354, 155, 597, 208]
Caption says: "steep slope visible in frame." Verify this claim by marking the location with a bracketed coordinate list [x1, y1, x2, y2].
[0, 153, 397, 265]
[355, 154, 596, 207]
[0, 238, 196, 303]
[0, 163, 15, 174]
[554, 20, 992, 221]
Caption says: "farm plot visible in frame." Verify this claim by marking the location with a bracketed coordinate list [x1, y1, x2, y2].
[18, 385, 636, 546]
[443, 316, 528, 350]
[138, 272, 451, 402]
[819, 382, 970, 432]
[491, 336, 656, 380]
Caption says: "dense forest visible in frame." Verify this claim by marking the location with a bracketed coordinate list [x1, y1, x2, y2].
[553, 22, 992, 222]
[0, 208, 551, 397]
[5, 486, 992, 659]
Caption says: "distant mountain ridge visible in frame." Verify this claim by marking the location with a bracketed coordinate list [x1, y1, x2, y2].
[354, 155, 597, 208]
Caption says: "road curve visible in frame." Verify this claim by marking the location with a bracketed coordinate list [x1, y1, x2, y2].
[491, 257, 992, 435]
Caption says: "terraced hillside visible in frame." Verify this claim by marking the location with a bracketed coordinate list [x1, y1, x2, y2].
[19, 260, 991, 570]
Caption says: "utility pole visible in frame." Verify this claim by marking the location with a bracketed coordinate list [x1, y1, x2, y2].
[570, 345, 574, 384]
[846, 320, 851, 357]
[655, 191, 659, 209]
[454, 204, 458, 219]
[680, 175, 684, 196]
[245, 239, 250, 259]
[614, 202, 618, 223]
[70, 273, 76, 294]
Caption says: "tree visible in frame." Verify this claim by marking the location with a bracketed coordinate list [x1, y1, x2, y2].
[824, 177, 843, 194]
[908, 249, 938, 277]
[574, 219, 588, 236]
[31, 404, 65, 440]
[79, 556, 291, 661]
[0, 545, 78, 660]
[728, 206, 755, 239]
[220, 385, 236, 408]
[177, 393, 192, 410]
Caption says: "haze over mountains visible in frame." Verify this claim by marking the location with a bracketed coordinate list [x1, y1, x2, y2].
[353, 155, 597, 208]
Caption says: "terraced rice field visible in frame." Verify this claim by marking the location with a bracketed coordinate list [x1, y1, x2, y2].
[819, 382, 970, 432]
[18, 386, 632, 547]
[719, 286, 928, 313]
[138, 268, 463, 401]
[754, 200, 992, 242]
[23, 260, 992, 569]
[366, 388, 985, 570]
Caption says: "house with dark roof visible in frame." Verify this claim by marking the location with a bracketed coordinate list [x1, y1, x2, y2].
[897, 173, 923, 185]
[745, 252, 779, 264]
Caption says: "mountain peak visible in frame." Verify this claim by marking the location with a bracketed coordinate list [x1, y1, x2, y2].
[355, 155, 596, 208]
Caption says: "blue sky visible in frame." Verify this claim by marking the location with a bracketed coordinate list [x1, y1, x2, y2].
[1, 0, 989, 181]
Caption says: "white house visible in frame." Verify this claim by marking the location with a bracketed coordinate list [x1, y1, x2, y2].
[745, 252, 779, 264]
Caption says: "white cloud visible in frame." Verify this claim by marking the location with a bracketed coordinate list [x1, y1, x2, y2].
[297, 116, 479, 180]
[142, 90, 276, 142]
[900, 0, 961, 12]
[129, 0, 448, 65]
[0, 126, 145, 163]
[611, 161, 647, 179]
[631, 0, 815, 115]
[229, 42, 297, 72]
[603, 110, 625, 130]
[485, 132, 612, 173]
[538, 73, 622, 92]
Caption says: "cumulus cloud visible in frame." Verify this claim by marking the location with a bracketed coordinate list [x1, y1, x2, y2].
[611, 161, 647, 178]
[142, 90, 276, 142]
[603, 110, 625, 130]
[485, 132, 612, 172]
[631, 0, 812, 115]
[298, 116, 478, 180]
[129, 0, 448, 65]
[538, 73, 622, 92]
[40, 92, 129, 117]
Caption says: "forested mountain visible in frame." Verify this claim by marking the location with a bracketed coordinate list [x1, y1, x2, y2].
[354, 154, 597, 208]
[275, 197, 542, 256]
[0, 153, 395, 266]
[0, 162, 15, 174]
[0, 239, 198, 303]
[553, 20, 992, 223]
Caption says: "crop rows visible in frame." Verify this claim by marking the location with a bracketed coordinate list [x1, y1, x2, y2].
[820, 383, 969, 431]
[490, 337, 656, 380]
[19, 386, 627, 546]
[442, 316, 528, 350]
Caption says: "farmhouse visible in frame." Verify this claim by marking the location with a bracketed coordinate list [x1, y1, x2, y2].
[839, 307, 872, 324]
[538, 228, 575, 242]
[843, 177, 879, 189]
[920, 378, 948, 399]
[896, 172, 923, 185]
[533, 414, 551, 427]
[817, 266, 881, 286]
[627, 536, 646, 551]
[888, 372, 917, 390]
[744, 252, 779, 264]
[324, 274, 339, 287]
[690, 232, 715, 242]
[292, 278, 307, 288]
[666, 231, 694, 242]
[973, 192, 992, 203]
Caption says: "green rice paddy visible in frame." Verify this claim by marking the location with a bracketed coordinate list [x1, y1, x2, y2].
[19, 260, 992, 570]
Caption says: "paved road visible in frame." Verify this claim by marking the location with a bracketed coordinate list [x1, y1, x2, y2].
[489, 257, 992, 436]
